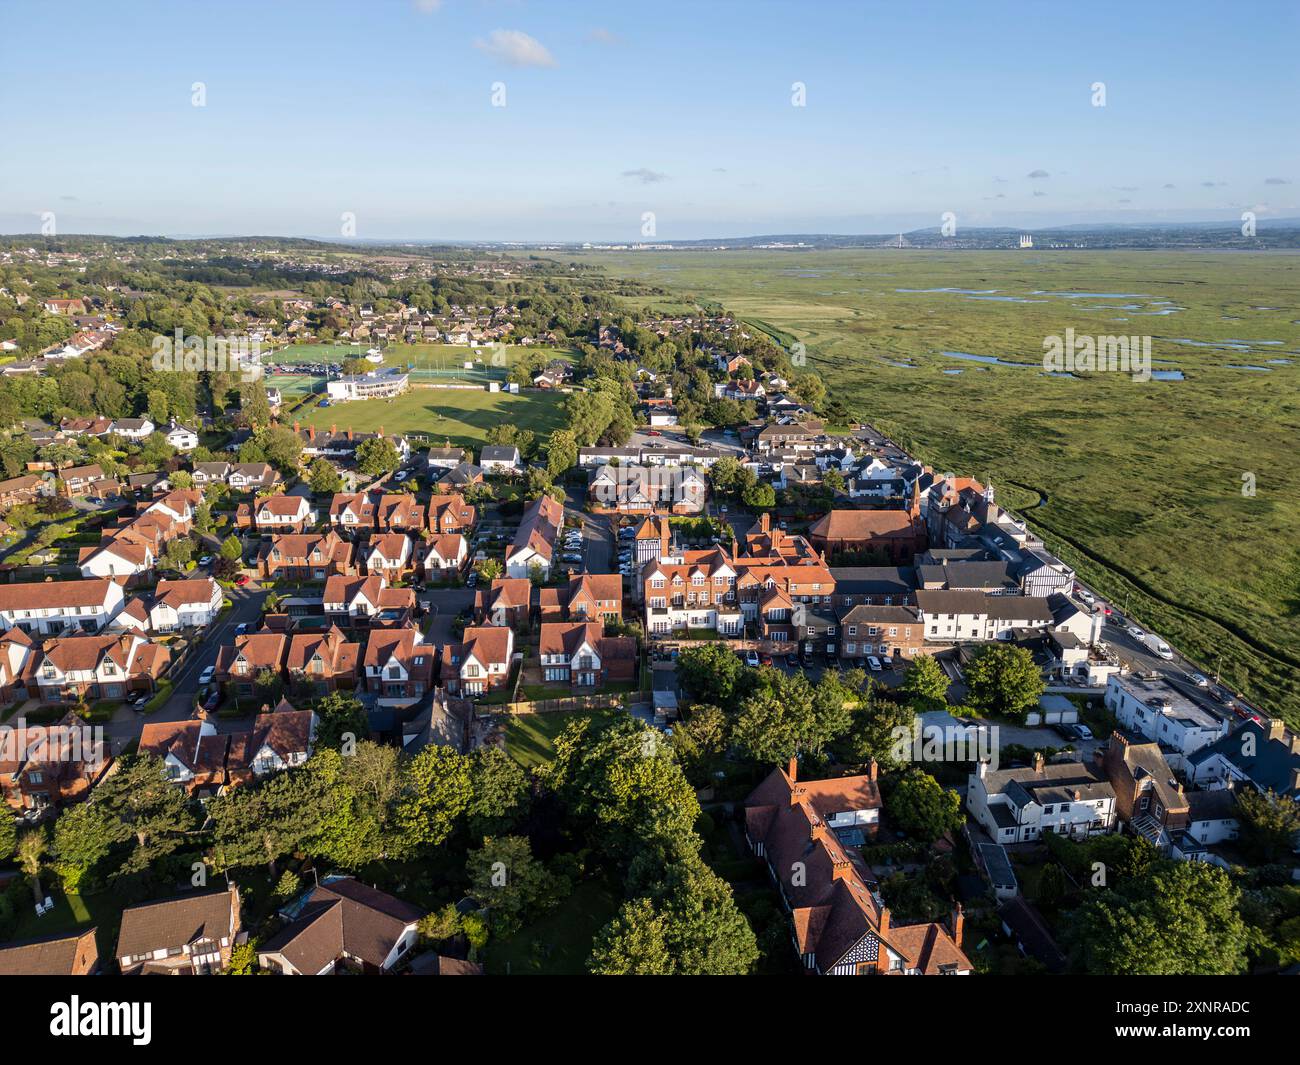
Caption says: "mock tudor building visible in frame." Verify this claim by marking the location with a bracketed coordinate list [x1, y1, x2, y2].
[238, 493, 317, 533]
[745, 758, 970, 975]
[258, 532, 355, 581]
[24, 632, 168, 703]
[147, 578, 224, 632]
[116, 886, 242, 975]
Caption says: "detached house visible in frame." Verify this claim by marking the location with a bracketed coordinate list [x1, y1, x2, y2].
[1104, 673, 1230, 768]
[537, 623, 636, 688]
[505, 494, 563, 579]
[0, 717, 112, 812]
[363, 533, 414, 580]
[239, 493, 317, 533]
[116, 886, 242, 975]
[147, 578, 224, 631]
[966, 754, 1117, 845]
[476, 577, 533, 628]
[286, 626, 360, 696]
[324, 575, 415, 624]
[258, 879, 423, 976]
[364, 626, 435, 705]
[216, 632, 288, 699]
[441, 626, 514, 697]
[427, 493, 476, 535]
[562, 573, 623, 624]
[420, 533, 466, 575]
[479, 445, 521, 474]
[257, 532, 355, 581]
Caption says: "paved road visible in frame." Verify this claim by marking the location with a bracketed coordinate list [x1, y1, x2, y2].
[420, 587, 474, 646]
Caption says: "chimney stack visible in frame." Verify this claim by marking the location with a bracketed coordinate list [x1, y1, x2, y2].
[950, 903, 964, 948]
[867, 758, 878, 782]
[1032, 751, 1045, 774]
[787, 755, 798, 782]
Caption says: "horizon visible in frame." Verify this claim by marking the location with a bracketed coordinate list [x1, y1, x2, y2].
[2, 0, 1296, 241]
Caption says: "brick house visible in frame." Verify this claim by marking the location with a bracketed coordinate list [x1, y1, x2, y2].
[0, 716, 112, 812]
[441, 626, 514, 697]
[257, 532, 355, 581]
[364, 626, 435, 705]
[115, 886, 242, 975]
[216, 632, 288, 699]
[537, 623, 636, 688]
[285, 625, 360, 696]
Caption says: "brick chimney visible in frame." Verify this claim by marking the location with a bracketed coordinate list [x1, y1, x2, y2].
[307, 425, 315, 441]
[293, 420, 300, 433]
[787, 755, 798, 782]
[950, 903, 964, 948]
[330, 423, 337, 437]
[875, 906, 892, 972]
[867, 758, 878, 782]
[1032, 750, 1045, 774]
[228, 881, 243, 939]
[347, 426, 353, 441]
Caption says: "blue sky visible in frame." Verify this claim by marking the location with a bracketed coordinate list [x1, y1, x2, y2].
[1, 0, 1296, 240]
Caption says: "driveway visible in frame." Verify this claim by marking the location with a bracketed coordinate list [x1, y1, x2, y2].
[420, 586, 475, 646]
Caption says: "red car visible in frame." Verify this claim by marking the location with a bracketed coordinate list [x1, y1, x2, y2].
[645, 430, 662, 437]
[235, 573, 251, 586]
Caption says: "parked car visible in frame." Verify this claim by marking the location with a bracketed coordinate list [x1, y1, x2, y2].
[1188, 671, 1210, 687]
[743, 650, 760, 668]
[465, 572, 478, 588]
[1057, 723, 1080, 740]
[881, 655, 894, 670]
[867, 656, 882, 672]
[198, 665, 216, 686]
[199, 554, 213, 566]
[1126, 625, 1145, 640]
[854, 657, 867, 670]
[235, 574, 251, 586]
[201, 687, 221, 712]
[234, 622, 249, 636]
[759, 653, 773, 666]
[785, 653, 799, 668]
[1075, 724, 1094, 740]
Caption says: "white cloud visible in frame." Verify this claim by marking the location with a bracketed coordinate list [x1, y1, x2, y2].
[586, 28, 623, 46]
[412, 0, 443, 12]
[474, 30, 557, 68]
[621, 168, 668, 184]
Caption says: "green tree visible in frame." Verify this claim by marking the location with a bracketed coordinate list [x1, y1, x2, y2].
[467, 835, 566, 937]
[545, 427, 578, 476]
[676, 642, 744, 705]
[52, 801, 129, 893]
[0, 814, 16, 862]
[963, 643, 1044, 722]
[355, 437, 401, 477]
[1235, 788, 1300, 863]
[219, 534, 243, 562]
[899, 655, 950, 712]
[669, 704, 729, 788]
[733, 670, 852, 764]
[589, 897, 674, 975]
[1067, 860, 1248, 975]
[394, 745, 473, 853]
[308, 457, 343, 494]
[210, 770, 325, 878]
[466, 747, 530, 838]
[17, 829, 47, 905]
[312, 691, 369, 750]
[889, 770, 963, 843]
[78, 754, 197, 881]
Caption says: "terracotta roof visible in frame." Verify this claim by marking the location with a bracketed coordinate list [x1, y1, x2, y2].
[0, 578, 116, 612]
[808, 509, 918, 540]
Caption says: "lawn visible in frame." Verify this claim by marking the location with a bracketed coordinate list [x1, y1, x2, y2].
[503, 708, 619, 769]
[481, 877, 619, 975]
[297, 386, 567, 448]
[582, 248, 1300, 727]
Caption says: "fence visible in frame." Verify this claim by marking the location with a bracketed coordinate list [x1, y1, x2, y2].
[495, 690, 651, 716]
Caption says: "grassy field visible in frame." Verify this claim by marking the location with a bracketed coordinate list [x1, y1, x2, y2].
[296, 386, 567, 448]
[481, 877, 619, 975]
[578, 248, 1300, 726]
[504, 709, 619, 769]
